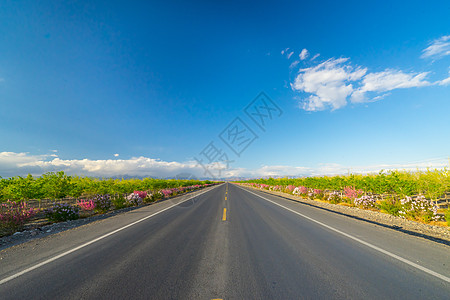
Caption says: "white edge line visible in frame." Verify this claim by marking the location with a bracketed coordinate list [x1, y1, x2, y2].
[0, 184, 223, 285]
[235, 184, 450, 283]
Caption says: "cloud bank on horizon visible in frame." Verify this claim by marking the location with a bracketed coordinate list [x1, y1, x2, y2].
[0, 151, 447, 179]
[288, 35, 450, 111]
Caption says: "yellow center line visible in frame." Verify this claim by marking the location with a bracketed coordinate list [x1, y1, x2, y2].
[222, 208, 227, 221]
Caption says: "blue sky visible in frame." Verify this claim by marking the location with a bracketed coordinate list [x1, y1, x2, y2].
[0, 0, 449, 178]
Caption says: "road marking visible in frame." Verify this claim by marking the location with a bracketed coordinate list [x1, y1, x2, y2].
[237, 185, 450, 284]
[0, 184, 223, 285]
[222, 208, 227, 221]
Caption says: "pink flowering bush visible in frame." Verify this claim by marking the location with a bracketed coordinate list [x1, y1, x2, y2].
[76, 199, 96, 211]
[160, 189, 173, 198]
[286, 185, 296, 193]
[0, 201, 35, 234]
[269, 185, 283, 192]
[133, 191, 147, 199]
[343, 186, 363, 200]
[293, 186, 308, 196]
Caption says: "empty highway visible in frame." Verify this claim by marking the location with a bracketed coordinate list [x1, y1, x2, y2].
[0, 183, 449, 299]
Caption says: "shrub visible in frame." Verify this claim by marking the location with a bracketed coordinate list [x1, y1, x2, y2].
[160, 189, 173, 198]
[93, 194, 112, 213]
[45, 203, 79, 222]
[398, 195, 441, 223]
[111, 194, 127, 209]
[76, 199, 96, 211]
[293, 186, 308, 196]
[343, 186, 363, 200]
[151, 191, 163, 201]
[0, 201, 35, 234]
[445, 209, 450, 226]
[271, 185, 283, 192]
[260, 184, 270, 190]
[378, 198, 402, 216]
[126, 193, 144, 206]
[143, 192, 155, 203]
[354, 195, 377, 209]
[313, 189, 325, 200]
[286, 185, 296, 193]
[133, 191, 147, 199]
[327, 191, 341, 204]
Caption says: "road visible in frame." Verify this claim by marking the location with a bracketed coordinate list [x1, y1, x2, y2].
[0, 183, 449, 299]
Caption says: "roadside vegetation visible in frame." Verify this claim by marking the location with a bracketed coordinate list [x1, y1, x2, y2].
[236, 169, 450, 226]
[0, 172, 217, 236]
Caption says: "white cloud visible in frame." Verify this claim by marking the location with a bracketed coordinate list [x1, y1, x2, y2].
[291, 55, 433, 111]
[436, 70, 450, 86]
[291, 58, 367, 111]
[351, 69, 430, 103]
[0, 152, 46, 168]
[23, 157, 201, 178]
[288, 37, 450, 111]
[371, 93, 391, 102]
[0, 152, 207, 178]
[299, 48, 309, 60]
[114, 153, 119, 157]
[311, 53, 320, 61]
[360, 70, 430, 91]
[281, 48, 295, 59]
[289, 60, 300, 69]
[437, 76, 450, 86]
[421, 35, 450, 60]
[1, 152, 448, 179]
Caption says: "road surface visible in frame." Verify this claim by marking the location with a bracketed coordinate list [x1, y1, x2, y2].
[0, 183, 449, 299]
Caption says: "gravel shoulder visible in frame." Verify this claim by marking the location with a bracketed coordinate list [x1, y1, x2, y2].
[241, 185, 450, 246]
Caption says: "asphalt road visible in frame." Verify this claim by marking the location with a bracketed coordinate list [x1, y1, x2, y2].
[0, 183, 449, 299]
